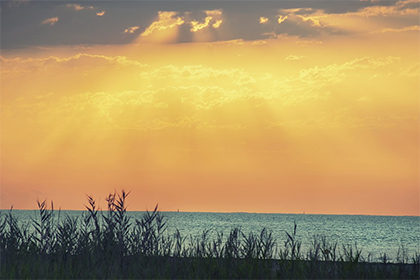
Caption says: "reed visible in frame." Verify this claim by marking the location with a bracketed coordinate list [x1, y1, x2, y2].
[0, 190, 418, 279]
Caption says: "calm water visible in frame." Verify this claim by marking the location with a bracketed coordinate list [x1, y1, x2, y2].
[3, 210, 419, 262]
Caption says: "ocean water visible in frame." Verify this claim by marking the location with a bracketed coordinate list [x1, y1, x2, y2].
[3, 210, 419, 262]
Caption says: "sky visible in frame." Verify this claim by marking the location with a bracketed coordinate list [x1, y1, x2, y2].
[1, 0, 419, 215]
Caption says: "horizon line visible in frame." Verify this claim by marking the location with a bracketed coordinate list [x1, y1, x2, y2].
[2, 208, 419, 218]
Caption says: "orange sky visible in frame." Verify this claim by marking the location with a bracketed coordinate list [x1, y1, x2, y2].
[1, 0, 419, 215]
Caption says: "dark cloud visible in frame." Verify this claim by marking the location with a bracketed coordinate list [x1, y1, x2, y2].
[396, 0, 420, 10]
[0, 0, 403, 48]
[270, 15, 346, 38]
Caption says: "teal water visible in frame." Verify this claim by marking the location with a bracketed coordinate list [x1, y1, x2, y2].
[3, 210, 419, 262]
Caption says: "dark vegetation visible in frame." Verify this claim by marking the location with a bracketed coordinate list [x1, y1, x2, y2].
[1, 190, 419, 279]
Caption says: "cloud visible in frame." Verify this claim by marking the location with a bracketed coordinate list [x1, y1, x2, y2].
[0, 53, 146, 66]
[141, 11, 185, 37]
[42, 17, 59, 26]
[124, 26, 140, 34]
[298, 15, 322, 27]
[285, 55, 305, 61]
[2, 0, 420, 47]
[279, 8, 319, 15]
[6, 0, 30, 8]
[208, 39, 267, 46]
[260, 17, 269, 24]
[348, 0, 420, 17]
[0, 53, 147, 79]
[1, 50, 417, 134]
[212, 20, 222, 28]
[277, 15, 288, 24]
[295, 39, 323, 45]
[190, 16, 212, 32]
[398, 62, 420, 77]
[2, 82, 258, 131]
[128, 55, 405, 111]
[190, 12, 223, 31]
[138, 9, 223, 42]
[138, 64, 257, 86]
[373, 25, 420, 33]
[264, 13, 342, 38]
[205, 9, 222, 17]
[65, 4, 93, 11]
[298, 56, 401, 85]
[256, 7, 347, 39]
[260, 55, 405, 107]
[189, 10, 223, 34]
[263, 1, 418, 38]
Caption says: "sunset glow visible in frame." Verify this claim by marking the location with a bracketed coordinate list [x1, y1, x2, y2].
[1, 0, 419, 215]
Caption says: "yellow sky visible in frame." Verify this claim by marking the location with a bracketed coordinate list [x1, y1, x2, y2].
[1, 1, 419, 215]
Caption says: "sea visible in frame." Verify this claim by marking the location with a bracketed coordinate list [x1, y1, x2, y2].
[2, 210, 419, 262]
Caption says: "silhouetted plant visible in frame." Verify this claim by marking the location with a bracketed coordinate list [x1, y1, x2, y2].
[284, 221, 302, 261]
[56, 214, 79, 257]
[211, 231, 224, 258]
[0, 190, 419, 279]
[224, 227, 241, 258]
[259, 227, 276, 259]
[172, 228, 187, 257]
[32, 199, 55, 255]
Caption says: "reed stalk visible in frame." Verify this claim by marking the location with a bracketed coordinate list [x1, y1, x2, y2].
[0, 190, 418, 279]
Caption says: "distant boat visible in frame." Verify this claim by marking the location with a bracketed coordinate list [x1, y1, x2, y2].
[177, 209, 179, 212]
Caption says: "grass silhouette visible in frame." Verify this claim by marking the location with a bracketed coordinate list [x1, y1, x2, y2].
[1, 190, 419, 279]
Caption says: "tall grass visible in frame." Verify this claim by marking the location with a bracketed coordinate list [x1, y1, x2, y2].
[1, 190, 419, 279]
